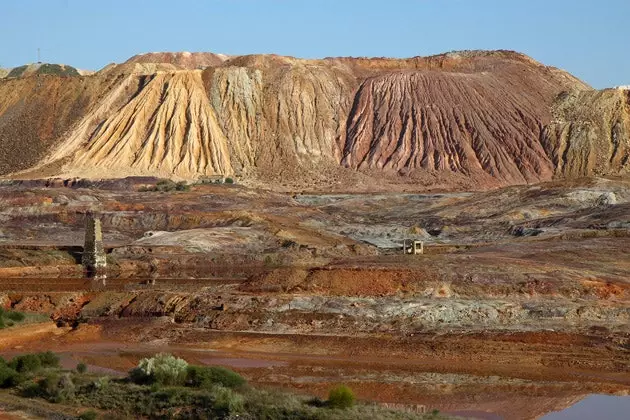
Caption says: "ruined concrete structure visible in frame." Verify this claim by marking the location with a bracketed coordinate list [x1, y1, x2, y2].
[402, 239, 424, 255]
[82, 213, 106, 274]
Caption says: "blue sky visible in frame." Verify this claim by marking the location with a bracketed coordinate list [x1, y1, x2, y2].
[1, 0, 628, 88]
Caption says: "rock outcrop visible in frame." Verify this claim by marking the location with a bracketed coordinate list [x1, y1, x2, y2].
[543, 88, 630, 178]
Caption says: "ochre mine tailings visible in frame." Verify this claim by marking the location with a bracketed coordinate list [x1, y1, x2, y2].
[2, 50, 628, 191]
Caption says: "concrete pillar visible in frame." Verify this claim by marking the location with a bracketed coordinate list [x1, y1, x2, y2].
[82, 213, 106, 275]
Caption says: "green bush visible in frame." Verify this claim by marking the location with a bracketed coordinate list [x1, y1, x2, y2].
[213, 385, 244, 415]
[10, 354, 41, 373]
[224, 178, 234, 184]
[38, 373, 75, 403]
[8, 352, 59, 374]
[131, 354, 188, 386]
[0, 365, 21, 388]
[6, 311, 26, 322]
[37, 351, 60, 368]
[78, 410, 98, 420]
[77, 362, 88, 374]
[175, 181, 190, 191]
[327, 385, 355, 409]
[19, 381, 42, 398]
[186, 365, 246, 389]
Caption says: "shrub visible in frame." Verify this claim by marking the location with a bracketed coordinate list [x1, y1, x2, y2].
[175, 181, 190, 191]
[77, 362, 88, 374]
[327, 385, 355, 409]
[38, 373, 75, 403]
[224, 178, 234, 184]
[78, 410, 98, 420]
[6, 311, 25, 322]
[186, 365, 246, 389]
[19, 381, 42, 398]
[131, 353, 188, 386]
[0, 366, 20, 388]
[213, 385, 244, 415]
[88, 376, 110, 392]
[10, 354, 41, 373]
[37, 351, 60, 368]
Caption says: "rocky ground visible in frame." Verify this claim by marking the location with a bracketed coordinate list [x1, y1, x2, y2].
[0, 177, 628, 419]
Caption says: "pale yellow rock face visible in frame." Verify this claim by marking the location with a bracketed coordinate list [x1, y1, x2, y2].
[60, 71, 234, 179]
[40, 62, 356, 181]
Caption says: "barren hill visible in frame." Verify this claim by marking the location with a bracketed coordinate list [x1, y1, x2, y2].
[1, 50, 628, 190]
[125, 52, 229, 69]
[5, 63, 80, 78]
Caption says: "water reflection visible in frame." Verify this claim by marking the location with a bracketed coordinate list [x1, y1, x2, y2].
[541, 395, 630, 420]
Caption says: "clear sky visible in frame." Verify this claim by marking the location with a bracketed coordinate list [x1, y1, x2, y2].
[1, 0, 628, 88]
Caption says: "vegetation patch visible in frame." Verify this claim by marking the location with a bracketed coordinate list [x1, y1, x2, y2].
[0, 352, 446, 419]
[0, 308, 43, 329]
[139, 179, 190, 192]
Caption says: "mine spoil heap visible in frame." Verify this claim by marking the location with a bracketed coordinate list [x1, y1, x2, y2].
[0, 50, 628, 190]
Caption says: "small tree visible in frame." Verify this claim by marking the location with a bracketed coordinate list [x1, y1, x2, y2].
[327, 385, 355, 409]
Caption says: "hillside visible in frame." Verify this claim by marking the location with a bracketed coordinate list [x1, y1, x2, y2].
[1, 50, 628, 190]
[125, 51, 229, 69]
[5, 63, 80, 78]
[543, 87, 630, 178]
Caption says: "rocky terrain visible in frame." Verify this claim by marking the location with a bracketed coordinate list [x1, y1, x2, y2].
[0, 177, 627, 418]
[0, 49, 629, 419]
[1, 50, 627, 191]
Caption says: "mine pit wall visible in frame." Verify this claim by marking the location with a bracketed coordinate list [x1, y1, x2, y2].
[3, 264, 629, 337]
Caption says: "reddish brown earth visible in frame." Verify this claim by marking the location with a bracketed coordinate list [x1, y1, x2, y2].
[0, 178, 627, 419]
